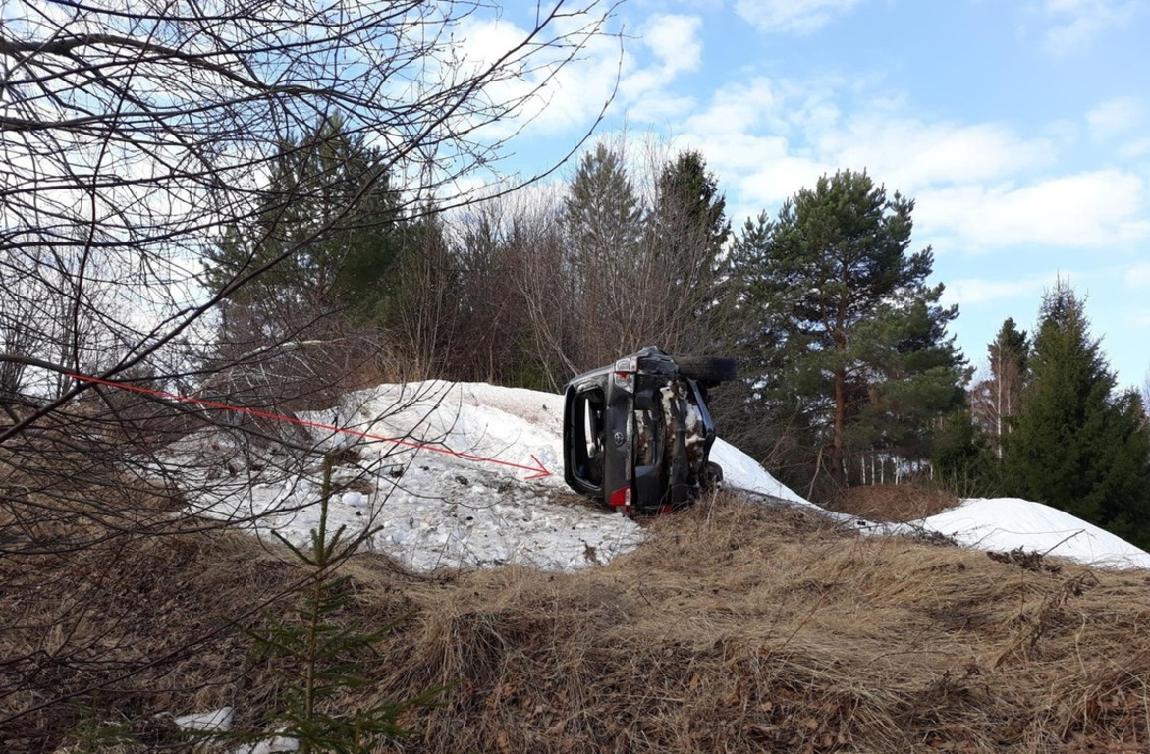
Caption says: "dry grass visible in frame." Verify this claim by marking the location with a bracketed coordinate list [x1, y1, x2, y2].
[4, 492, 1150, 753]
[362, 494, 1150, 754]
[830, 483, 961, 522]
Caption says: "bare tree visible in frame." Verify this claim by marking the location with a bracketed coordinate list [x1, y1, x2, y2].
[0, 0, 615, 746]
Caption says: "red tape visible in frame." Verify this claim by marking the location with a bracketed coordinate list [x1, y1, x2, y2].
[67, 372, 552, 480]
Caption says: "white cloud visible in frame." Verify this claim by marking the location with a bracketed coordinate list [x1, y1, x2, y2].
[1124, 262, 1150, 287]
[643, 14, 702, 78]
[663, 76, 1057, 217]
[816, 117, 1055, 192]
[455, 12, 708, 138]
[1039, 0, 1140, 54]
[943, 273, 1059, 307]
[1119, 136, 1150, 160]
[734, 0, 863, 34]
[915, 170, 1150, 249]
[619, 14, 705, 121]
[1086, 97, 1143, 141]
[681, 78, 779, 135]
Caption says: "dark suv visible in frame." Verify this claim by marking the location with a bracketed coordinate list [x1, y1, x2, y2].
[562, 347, 737, 515]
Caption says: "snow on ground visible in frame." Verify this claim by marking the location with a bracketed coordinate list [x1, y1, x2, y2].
[910, 497, 1150, 570]
[164, 381, 643, 572]
[709, 438, 815, 508]
[159, 381, 1150, 573]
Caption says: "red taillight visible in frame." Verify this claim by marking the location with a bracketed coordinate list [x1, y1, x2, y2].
[608, 485, 631, 509]
[613, 357, 636, 390]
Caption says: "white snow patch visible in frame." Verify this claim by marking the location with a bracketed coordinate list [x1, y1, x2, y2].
[174, 706, 233, 732]
[231, 729, 298, 754]
[910, 497, 1150, 570]
[163, 381, 643, 572]
[710, 438, 814, 508]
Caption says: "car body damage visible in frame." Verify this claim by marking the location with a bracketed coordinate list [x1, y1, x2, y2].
[562, 346, 737, 515]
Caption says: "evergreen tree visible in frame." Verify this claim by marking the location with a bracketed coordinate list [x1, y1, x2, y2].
[932, 409, 997, 496]
[203, 117, 405, 341]
[1005, 282, 1150, 546]
[645, 151, 731, 339]
[648, 150, 730, 267]
[730, 170, 965, 485]
[563, 143, 643, 262]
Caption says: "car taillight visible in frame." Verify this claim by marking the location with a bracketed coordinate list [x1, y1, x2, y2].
[608, 485, 631, 510]
[613, 357, 636, 390]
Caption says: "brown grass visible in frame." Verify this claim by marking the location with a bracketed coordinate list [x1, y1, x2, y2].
[364, 494, 1150, 754]
[829, 483, 961, 522]
[5, 492, 1150, 753]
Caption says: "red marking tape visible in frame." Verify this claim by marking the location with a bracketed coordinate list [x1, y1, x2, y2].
[68, 373, 552, 480]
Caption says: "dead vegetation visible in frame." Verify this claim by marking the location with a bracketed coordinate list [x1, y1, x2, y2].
[830, 483, 961, 522]
[4, 493, 1150, 753]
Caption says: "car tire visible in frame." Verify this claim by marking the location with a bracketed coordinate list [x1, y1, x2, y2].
[676, 356, 738, 384]
[704, 461, 724, 487]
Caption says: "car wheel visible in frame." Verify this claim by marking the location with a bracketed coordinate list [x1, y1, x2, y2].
[704, 461, 724, 487]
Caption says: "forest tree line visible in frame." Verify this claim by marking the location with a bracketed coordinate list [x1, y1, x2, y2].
[203, 119, 1150, 547]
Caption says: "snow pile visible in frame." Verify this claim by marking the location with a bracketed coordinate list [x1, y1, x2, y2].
[911, 497, 1150, 570]
[162, 380, 1150, 573]
[166, 381, 643, 572]
[710, 438, 815, 508]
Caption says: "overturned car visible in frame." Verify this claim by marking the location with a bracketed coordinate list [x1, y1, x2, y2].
[562, 347, 737, 515]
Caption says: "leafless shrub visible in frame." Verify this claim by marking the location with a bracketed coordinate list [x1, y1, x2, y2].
[1, 0, 617, 741]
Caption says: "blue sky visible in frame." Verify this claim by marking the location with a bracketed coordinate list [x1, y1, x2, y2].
[468, 0, 1150, 387]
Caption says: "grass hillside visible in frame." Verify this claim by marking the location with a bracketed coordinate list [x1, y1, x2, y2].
[4, 493, 1150, 753]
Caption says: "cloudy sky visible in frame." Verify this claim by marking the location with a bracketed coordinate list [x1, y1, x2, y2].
[476, 0, 1149, 386]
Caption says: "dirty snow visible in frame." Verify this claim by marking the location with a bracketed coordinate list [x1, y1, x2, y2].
[231, 729, 299, 754]
[160, 381, 1150, 573]
[910, 497, 1150, 570]
[163, 381, 643, 572]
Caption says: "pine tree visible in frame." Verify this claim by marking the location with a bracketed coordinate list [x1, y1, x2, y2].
[1005, 282, 1150, 546]
[730, 170, 966, 486]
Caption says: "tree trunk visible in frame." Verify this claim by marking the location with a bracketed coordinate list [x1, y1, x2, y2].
[833, 368, 847, 484]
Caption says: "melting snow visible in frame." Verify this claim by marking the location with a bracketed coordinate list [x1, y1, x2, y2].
[159, 381, 1150, 572]
[911, 497, 1150, 570]
[174, 707, 233, 732]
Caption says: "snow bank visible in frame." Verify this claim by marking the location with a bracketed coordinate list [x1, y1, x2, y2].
[161, 380, 1149, 573]
[710, 438, 814, 508]
[911, 497, 1150, 570]
[166, 382, 643, 572]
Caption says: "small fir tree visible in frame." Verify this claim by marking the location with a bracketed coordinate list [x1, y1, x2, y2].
[239, 456, 434, 753]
